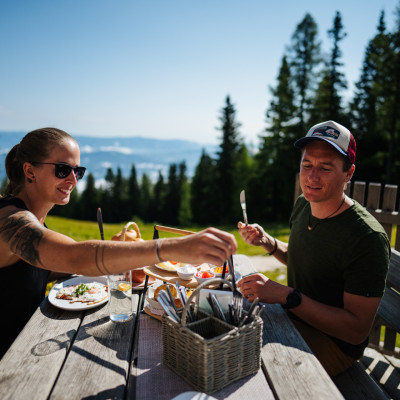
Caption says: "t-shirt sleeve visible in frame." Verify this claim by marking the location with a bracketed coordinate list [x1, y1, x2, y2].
[343, 232, 390, 297]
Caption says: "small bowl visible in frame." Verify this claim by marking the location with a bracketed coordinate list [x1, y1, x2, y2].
[177, 264, 195, 280]
[194, 270, 215, 283]
[211, 265, 229, 278]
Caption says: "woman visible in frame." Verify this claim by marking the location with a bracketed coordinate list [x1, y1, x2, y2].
[0, 127, 237, 358]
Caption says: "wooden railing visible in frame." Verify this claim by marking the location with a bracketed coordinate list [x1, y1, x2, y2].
[294, 174, 400, 251]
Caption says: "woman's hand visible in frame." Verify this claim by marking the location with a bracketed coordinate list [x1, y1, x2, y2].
[164, 227, 237, 267]
[237, 273, 291, 304]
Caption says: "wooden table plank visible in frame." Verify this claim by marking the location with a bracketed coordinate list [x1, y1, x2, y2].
[49, 293, 140, 400]
[260, 304, 344, 400]
[0, 298, 83, 400]
[130, 314, 274, 400]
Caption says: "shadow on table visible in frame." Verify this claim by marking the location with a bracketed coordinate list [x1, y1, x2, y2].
[31, 307, 135, 358]
[81, 383, 126, 400]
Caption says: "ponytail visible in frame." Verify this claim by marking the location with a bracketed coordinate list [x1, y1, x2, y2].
[4, 144, 24, 197]
[3, 127, 76, 197]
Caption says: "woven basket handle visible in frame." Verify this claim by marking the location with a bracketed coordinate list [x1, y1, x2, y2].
[119, 222, 141, 241]
[181, 278, 234, 326]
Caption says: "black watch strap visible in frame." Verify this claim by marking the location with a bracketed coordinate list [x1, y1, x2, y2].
[282, 289, 302, 309]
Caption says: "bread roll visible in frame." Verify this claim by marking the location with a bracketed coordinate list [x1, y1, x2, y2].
[111, 222, 142, 242]
[111, 222, 148, 283]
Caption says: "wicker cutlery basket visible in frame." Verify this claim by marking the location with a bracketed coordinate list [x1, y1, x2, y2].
[162, 278, 263, 394]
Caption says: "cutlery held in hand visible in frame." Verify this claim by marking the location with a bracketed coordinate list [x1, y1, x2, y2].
[240, 190, 248, 225]
[97, 208, 105, 240]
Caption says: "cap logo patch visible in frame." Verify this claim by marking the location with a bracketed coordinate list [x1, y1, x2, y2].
[311, 126, 340, 140]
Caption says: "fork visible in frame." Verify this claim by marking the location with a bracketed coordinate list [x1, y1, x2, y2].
[227, 256, 243, 324]
[240, 190, 248, 226]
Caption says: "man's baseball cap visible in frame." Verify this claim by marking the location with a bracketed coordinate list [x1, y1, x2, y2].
[294, 120, 356, 164]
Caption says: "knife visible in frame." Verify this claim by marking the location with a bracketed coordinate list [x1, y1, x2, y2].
[97, 208, 105, 240]
[158, 290, 181, 322]
[210, 294, 227, 322]
[240, 190, 248, 226]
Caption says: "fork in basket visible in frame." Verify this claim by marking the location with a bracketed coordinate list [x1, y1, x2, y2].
[227, 256, 243, 325]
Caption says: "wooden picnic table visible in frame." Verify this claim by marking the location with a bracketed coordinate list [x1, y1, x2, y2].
[0, 255, 343, 400]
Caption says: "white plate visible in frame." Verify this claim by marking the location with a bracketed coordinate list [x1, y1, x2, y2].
[154, 261, 183, 273]
[48, 276, 109, 311]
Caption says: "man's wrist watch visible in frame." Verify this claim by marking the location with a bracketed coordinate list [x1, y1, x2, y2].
[282, 289, 302, 309]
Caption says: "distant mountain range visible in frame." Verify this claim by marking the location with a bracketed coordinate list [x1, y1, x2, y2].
[0, 131, 218, 188]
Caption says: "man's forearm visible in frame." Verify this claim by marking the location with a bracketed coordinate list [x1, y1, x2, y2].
[289, 293, 380, 345]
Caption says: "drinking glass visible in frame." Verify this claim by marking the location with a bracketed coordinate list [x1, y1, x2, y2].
[107, 271, 133, 322]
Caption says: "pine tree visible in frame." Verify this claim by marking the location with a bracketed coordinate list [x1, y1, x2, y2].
[177, 162, 192, 226]
[310, 12, 348, 123]
[234, 143, 252, 220]
[100, 168, 115, 222]
[190, 150, 219, 225]
[111, 168, 127, 222]
[79, 173, 99, 221]
[386, 4, 400, 183]
[288, 13, 321, 133]
[127, 164, 141, 219]
[251, 55, 298, 220]
[151, 171, 166, 223]
[349, 11, 396, 183]
[140, 173, 152, 222]
[164, 164, 180, 225]
[216, 95, 242, 224]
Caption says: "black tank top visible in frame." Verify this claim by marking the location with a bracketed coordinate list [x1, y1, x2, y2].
[0, 197, 50, 359]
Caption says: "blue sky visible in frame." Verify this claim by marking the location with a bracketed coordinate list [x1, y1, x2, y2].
[0, 0, 399, 145]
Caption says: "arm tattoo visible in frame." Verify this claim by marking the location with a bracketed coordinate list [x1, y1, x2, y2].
[0, 212, 44, 267]
[95, 243, 111, 274]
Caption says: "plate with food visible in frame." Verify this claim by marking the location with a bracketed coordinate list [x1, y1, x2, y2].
[144, 283, 182, 320]
[154, 261, 185, 273]
[48, 276, 109, 311]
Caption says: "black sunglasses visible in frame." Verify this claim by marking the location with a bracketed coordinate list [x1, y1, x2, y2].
[30, 162, 86, 180]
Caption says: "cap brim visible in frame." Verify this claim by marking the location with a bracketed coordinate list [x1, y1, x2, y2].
[294, 137, 347, 157]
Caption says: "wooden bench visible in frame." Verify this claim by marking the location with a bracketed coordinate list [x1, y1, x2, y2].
[332, 249, 400, 399]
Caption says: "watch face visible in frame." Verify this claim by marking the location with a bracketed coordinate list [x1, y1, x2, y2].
[283, 289, 302, 309]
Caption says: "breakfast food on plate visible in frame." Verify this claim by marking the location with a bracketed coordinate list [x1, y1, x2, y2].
[196, 271, 214, 279]
[154, 283, 177, 300]
[56, 282, 108, 305]
[197, 263, 214, 271]
[156, 261, 182, 272]
[213, 265, 229, 274]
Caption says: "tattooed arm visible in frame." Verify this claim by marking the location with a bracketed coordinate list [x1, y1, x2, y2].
[0, 207, 237, 276]
[0, 209, 45, 266]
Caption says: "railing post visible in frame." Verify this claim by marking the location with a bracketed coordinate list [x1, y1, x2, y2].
[352, 182, 366, 206]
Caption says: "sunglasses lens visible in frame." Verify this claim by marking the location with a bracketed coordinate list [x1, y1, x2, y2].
[55, 164, 72, 179]
[53, 163, 86, 180]
[75, 167, 86, 180]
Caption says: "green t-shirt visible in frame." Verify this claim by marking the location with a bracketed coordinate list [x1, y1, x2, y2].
[287, 195, 390, 358]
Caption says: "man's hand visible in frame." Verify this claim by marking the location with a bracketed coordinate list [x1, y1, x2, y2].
[237, 273, 291, 304]
[237, 222, 268, 247]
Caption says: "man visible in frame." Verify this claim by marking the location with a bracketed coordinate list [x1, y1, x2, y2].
[237, 120, 390, 376]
